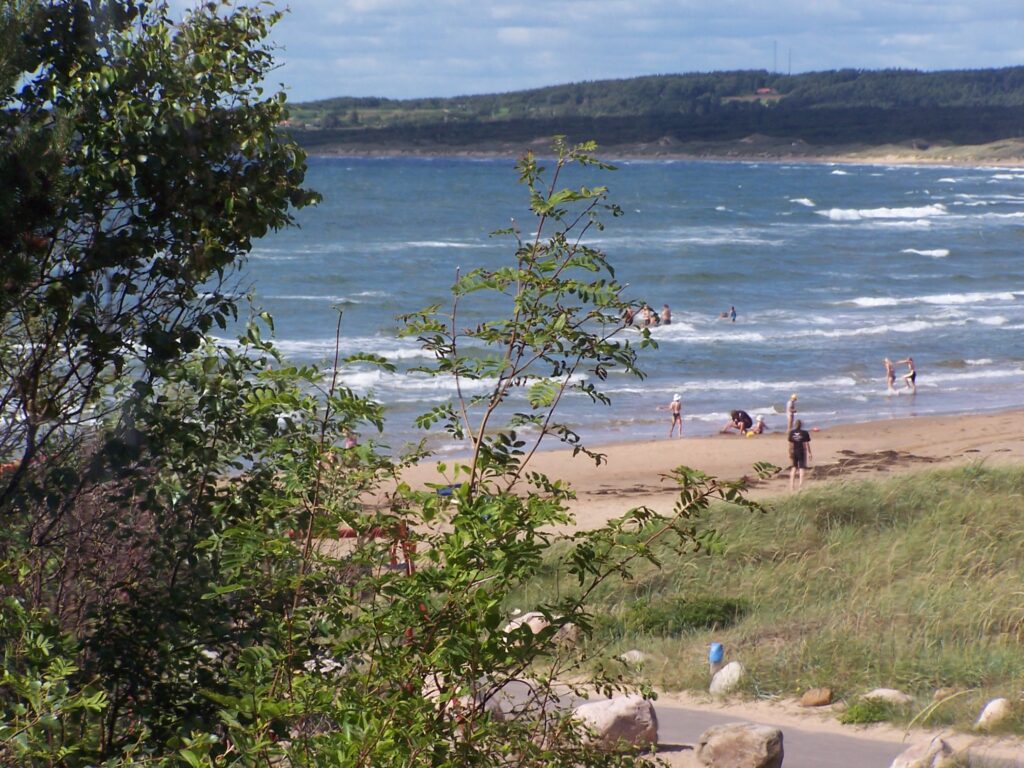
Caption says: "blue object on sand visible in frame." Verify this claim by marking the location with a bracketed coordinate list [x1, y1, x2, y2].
[709, 642, 724, 663]
[436, 483, 462, 497]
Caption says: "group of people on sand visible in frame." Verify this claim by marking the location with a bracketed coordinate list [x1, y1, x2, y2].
[624, 303, 671, 328]
[884, 356, 916, 394]
[661, 392, 811, 491]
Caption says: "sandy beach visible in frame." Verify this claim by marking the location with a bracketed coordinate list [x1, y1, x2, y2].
[400, 408, 1024, 529]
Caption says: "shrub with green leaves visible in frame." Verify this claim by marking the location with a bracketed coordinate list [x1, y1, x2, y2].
[1, 4, 769, 763]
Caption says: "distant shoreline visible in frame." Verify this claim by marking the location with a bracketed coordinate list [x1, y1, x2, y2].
[301, 136, 1024, 169]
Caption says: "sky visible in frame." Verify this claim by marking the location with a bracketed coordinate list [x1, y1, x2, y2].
[169, 1, 1024, 103]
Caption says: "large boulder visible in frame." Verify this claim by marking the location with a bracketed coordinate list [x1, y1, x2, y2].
[709, 661, 745, 696]
[503, 610, 550, 635]
[503, 611, 579, 645]
[888, 736, 956, 768]
[697, 722, 783, 768]
[974, 697, 1014, 731]
[863, 688, 914, 707]
[799, 687, 833, 707]
[573, 694, 658, 750]
[617, 649, 647, 667]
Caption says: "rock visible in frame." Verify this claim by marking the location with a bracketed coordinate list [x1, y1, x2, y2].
[503, 610, 549, 635]
[618, 649, 647, 666]
[888, 736, 956, 768]
[799, 687, 833, 707]
[553, 622, 580, 645]
[974, 697, 1014, 731]
[864, 688, 914, 707]
[573, 694, 658, 750]
[709, 661, 745, 696]
[697, 722, 783, 768]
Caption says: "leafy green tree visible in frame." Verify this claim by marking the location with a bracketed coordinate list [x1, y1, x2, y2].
[2, 2, 767, 764]
[0, 0, 316, 498]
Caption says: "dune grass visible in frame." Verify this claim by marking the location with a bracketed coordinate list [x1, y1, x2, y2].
[519, 464, 1024, 732]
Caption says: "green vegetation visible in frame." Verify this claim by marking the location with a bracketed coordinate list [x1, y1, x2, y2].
[534, 465, 1024, 731]
[287, 68, 1024, 151]
[3, 3, 772, 763]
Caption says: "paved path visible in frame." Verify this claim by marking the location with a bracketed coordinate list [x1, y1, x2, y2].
[655, 701, 907, 768]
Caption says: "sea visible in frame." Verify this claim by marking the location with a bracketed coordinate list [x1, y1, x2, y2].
[239, 156, 1024, 456]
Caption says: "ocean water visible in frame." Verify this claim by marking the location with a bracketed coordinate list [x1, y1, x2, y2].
[241, 156, 1024, 455]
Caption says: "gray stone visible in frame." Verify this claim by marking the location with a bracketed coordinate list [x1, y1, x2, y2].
[888, 736, 957, 768]
[503, 610, 549, 635]
[697, 722, 784, 768]
[974, 697, 1014, 731]
[618, 649, 647, 666]
[709, 661, 745, 696]
[573, 694, 658, 750]
[864, 687, 914, 707]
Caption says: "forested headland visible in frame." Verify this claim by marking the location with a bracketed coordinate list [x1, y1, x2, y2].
[287, 67, 1024, 159]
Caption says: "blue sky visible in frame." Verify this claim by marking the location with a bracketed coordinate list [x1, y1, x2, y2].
[171, 1, 1024, 102]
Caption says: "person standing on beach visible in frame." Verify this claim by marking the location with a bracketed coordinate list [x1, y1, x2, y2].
[897, 357, 916, 393]
[884, 358, 896, 393]
[788, 419, 812, 491]
[786, 393, 798, 431]
[659, 393, 683, 438]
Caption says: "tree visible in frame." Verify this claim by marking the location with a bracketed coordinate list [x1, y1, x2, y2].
[0, 0, 317, 500]
[2, 3, 768, 764]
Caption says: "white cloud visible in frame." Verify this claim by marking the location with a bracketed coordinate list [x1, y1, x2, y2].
[160, 0, 1024, 101]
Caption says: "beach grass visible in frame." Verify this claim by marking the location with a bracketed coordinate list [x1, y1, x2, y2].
[517, 464, 1024, 732]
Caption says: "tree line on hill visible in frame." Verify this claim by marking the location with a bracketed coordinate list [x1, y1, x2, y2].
[288, 67, 1024, 149]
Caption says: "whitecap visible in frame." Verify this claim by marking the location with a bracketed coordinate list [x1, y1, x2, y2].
[966, 358, 994, 365]
[899, 248, 950, 258]
[815, 204, 947, 221]
[404, 240, 479, 249]
[977, 316, 1008, 326]
[838, 290, 1022, 308]
[265, 294, 362, 303]
[790, 198, 815, 207]
[830, 170, 849, 176]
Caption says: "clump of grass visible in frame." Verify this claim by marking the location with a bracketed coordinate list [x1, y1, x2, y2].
[839, 697, 902, 725]
[609, 596, 749, 637]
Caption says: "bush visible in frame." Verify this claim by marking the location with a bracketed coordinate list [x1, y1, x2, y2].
[622, 596, 750, 636]
[838, 697, 900, 724]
